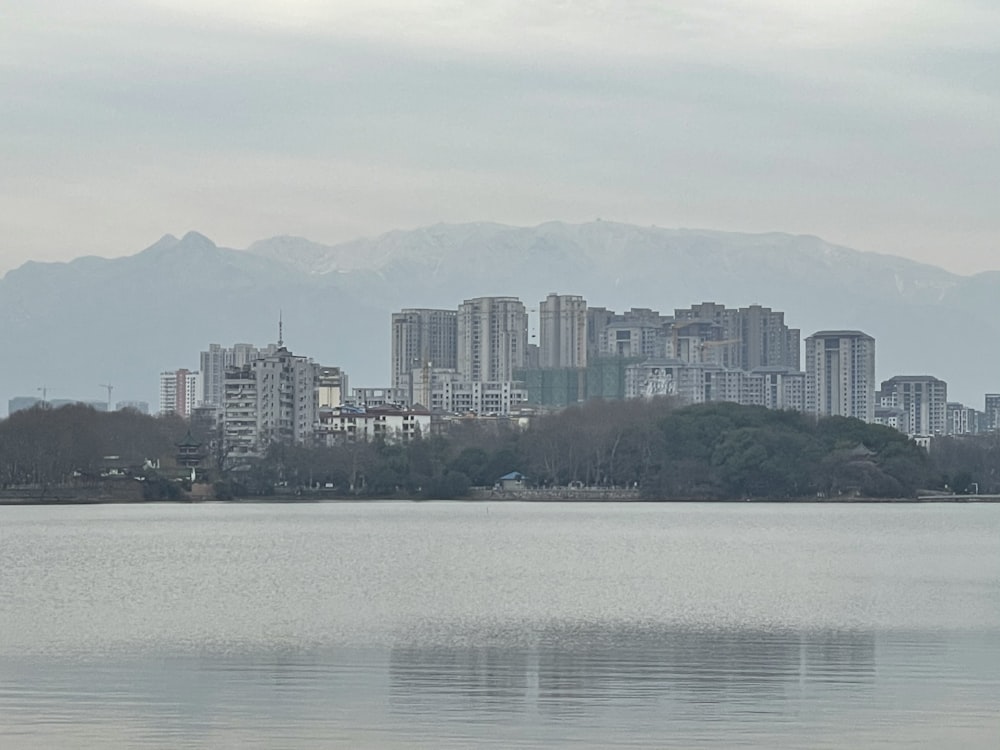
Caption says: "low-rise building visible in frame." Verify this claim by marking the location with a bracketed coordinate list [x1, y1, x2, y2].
[315, 405, 430, 444]
[409, 368, 527, 415]
[873, 405, 910, 435]
[349, 387, 407, 408]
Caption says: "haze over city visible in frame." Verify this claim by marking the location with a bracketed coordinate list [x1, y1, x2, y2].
[4, 5, 1000, 748]
[3, 0, 999, 276]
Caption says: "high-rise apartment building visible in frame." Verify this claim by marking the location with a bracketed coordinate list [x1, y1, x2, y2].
[539, 293, 587, 369]
[201, 342, 280, 408]
[317, 366, 348, 408]
[673, 302, 799, 370]
[390, 309, 458, 397]
[744, 367, 806, 412]
[877, 375, 948, 436]
[585, 307, 616, 361]
[159, 369, 201, 417]
[599, 308, 672, 359]
[985, 394, 1000, 432]
[222, 346, 319, 458]
[457, 297, 528, 382]
[623, 360, 804, 412]
[200, 344, 229, 408]
[946, 402, 983, 436]
[804, 331, 876, 422]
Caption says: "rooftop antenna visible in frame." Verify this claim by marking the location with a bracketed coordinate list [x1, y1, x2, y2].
[278, 309, 284, 348]
[99, 383, 114, 412]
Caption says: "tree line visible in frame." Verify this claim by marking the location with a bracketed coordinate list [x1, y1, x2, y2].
[0, 404, 184, 488]
[1, 400, 996, 500]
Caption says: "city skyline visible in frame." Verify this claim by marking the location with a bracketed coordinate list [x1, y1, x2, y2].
[1, 250, 996, 420]
[12, 295, 979, 447]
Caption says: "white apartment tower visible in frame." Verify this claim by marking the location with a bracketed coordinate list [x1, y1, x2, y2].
[539, 293, 587, 369]
[457, 297, 528, 382]
[391, 309, 458, 396]
[877, 375, 948, 437]
[805, 331, 876, 422]
[222, 346, 320, 458]
[159, 369, 201, 417]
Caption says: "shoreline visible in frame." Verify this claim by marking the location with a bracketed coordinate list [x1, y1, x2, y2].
[2, 494, 999, 506]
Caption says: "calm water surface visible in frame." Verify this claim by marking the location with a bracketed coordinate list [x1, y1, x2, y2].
[1, 502, 998, 748]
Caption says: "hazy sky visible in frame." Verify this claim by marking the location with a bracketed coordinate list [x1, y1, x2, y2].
[2, 0, 998, 276]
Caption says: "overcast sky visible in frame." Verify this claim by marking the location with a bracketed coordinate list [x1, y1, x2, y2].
[2, 0, 998, 275]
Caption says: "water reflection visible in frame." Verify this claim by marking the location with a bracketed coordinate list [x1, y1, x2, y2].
[4, 627, 998, 750]
[389, 624, 877, 717]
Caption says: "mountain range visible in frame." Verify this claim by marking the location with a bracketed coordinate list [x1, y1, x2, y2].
[2, 220, 997, 415]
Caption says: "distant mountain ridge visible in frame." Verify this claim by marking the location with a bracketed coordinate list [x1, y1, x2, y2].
[1, 221, 996, 415]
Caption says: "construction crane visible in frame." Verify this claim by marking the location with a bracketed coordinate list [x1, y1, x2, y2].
[37, 385, 49, 404]
[99, 383, 114, 412]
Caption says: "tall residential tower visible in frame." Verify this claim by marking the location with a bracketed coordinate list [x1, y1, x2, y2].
[222, 346, 320, 459]
[877, 375, 948, 437]
[539, 293, 587, 369]
[804, 330, 876, 422]
[457, 297, 528, 382]
[390, 309, 458, 397]
[159, 369, 201, 417]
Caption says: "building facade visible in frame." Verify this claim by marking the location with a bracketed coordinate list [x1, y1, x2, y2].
[624, 360, 804, 411]
[877, 375, 948, 437]
[410, 367, 527, 415]
[159, 369, 201, 417]
[873, 405, 910, 434]
[673, 302, 800, 370]
[744, 367, 806, 412]
[390, 309, 458, 400]
[315, 405, 431, 444]
[350, 387, 407, 408]
[985, 394, 1000, 432]
[804, 330, 876, 422]
[317, 366, 348, 408]
[945, 402, 984, 436]
[597, 308, 672, 360]
[201, 342, 278, 407]
[457, 297, 528, 383]
[221, 347, 320, 459]
[539, 293, 587, 369]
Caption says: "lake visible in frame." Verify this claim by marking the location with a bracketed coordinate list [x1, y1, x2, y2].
[1, 502, 998, 748]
